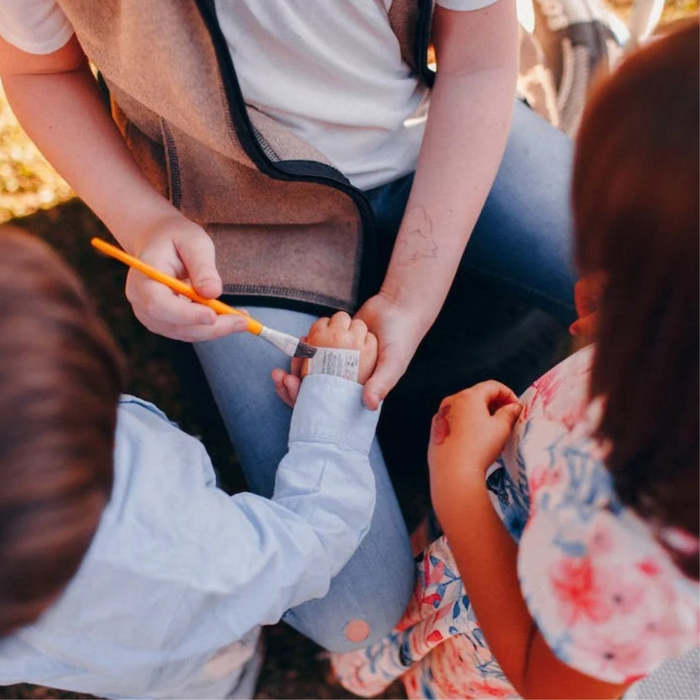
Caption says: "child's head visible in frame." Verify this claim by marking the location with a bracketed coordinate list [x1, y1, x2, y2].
[572, 24, 699, 574]
[0, 230, 123, 635]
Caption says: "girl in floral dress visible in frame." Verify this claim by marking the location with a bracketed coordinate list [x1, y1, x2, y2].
[331, 24, 699, 700]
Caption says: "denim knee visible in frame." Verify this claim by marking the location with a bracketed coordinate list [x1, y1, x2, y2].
[281, 568, 414, 653]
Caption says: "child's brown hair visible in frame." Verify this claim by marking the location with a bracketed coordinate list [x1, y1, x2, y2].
[573, 23, 699, 576]
[0, 230, 124, 635]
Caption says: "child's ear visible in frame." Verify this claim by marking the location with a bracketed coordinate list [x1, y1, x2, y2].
[570, 272, 607, 340]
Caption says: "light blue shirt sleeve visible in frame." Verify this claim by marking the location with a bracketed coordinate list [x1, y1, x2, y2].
[173, 373, 380, 629]
[0, 375, 379, 698]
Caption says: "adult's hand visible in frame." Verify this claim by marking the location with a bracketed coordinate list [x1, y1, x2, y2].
[125, 214, 248, 342]
[354, 292, 426, 410]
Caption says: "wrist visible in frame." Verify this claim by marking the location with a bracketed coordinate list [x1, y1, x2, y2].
[374, 286, 435, 337]
[431, 466, 487, 524]
[111, 204, 187, 255]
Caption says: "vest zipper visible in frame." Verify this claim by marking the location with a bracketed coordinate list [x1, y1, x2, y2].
[194, 0, 380, 305]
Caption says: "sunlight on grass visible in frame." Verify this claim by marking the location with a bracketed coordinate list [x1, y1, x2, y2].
[0, 84, 73, 223]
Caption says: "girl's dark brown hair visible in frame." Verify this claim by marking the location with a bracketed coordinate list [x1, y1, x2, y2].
[0, 229, 124, 635]
[573, 23, 699, 577]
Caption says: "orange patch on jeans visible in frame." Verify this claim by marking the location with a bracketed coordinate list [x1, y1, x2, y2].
[345, 619, 370, 643]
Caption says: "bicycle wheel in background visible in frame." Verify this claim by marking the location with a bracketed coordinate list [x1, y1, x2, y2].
[518, 0, 626, 134]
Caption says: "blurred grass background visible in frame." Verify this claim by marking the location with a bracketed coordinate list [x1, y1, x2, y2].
[0, 2, 697, 699]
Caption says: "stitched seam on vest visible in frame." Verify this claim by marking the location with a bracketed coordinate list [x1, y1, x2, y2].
[251, 125, 281, 162]
[160, 119, 182, 209]
[222, 283, 350, 311]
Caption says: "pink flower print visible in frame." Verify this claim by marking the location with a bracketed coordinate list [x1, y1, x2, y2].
[404, 669, 420, 697]
[532, 365, 564, 409]
[398, 578, 429, 630]
[429, 560, 446, 585]
[545, 391, 590, 431]
[588, 522, 615, 556]
[641, 615, 684, 639]
[575, 631, 647, 681]
[402, 615, 448, 661]
[468, 680, 516, 698]
[518, 387, 536, 422]
[399, 587, 426, 630]
[426, 630, 443, 644]
[531, 351, 593, 428]
[602, 576, 645, 616]
[550, 556, 612, 626]
[637, 557, 661, 577]
[529, 461, 564, 498]
[422, 637, 517, 700]
[420, 593, 442, 608]
[399, 538, 456, 630]
[422, 550, 432, 587]
[330, 647, 392, 697]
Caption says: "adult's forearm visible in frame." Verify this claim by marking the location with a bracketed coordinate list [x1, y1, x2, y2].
[380, 63, 517, 331]
[3, 65, 176, 251]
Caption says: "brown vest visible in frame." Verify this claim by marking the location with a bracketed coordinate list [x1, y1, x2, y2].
[58, 0, 434, 313]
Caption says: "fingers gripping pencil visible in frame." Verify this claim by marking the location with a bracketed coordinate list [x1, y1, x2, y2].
[91, 238, 317, 359]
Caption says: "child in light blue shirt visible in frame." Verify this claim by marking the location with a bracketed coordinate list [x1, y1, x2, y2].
[0, 230, 380, 698]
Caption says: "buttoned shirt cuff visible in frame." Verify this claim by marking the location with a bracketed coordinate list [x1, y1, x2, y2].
[290, 375, 380, 454]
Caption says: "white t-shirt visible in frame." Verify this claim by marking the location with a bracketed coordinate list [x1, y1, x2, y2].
[0, 0, 497, 189]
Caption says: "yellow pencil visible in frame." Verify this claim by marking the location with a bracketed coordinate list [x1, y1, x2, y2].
[91, 237, 316, 358]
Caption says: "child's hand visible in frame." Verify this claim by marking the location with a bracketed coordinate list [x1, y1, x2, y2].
[271, 312, 378, 407]
[428, 381, 522, 478]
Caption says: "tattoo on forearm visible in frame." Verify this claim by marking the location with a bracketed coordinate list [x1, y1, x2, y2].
[431, 404, 451, 445]
[395, 205, 438, 266]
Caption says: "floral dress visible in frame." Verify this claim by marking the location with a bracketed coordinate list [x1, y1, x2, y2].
[331, 346, 700, 698]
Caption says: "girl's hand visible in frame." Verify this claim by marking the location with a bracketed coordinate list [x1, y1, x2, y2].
[354, 293, 426, 410]
[271, 312, 378, 407]
[124, 215, 248, 342]
[428, 380, 522, 477]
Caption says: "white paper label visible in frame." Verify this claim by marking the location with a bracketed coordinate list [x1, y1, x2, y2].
[307, 347, 360, 382]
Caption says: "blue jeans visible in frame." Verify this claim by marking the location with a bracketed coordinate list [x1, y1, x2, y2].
[195, 101, 575, 653]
